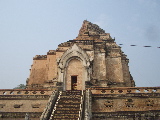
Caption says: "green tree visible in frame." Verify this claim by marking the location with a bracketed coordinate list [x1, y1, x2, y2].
[14, 84, 26, 89]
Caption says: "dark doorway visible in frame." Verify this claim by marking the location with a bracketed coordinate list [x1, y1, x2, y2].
[71, 76, 77, 90]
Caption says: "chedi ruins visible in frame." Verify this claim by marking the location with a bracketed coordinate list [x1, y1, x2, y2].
[0, 20, 160, 120]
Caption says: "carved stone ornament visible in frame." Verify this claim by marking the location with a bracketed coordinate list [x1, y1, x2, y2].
[31, 103, 41, 108]
[0, 104, 5, 108]
[14, 104, 23, 108]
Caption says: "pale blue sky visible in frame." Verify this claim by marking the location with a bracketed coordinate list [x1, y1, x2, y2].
[0, 0, 160, 89]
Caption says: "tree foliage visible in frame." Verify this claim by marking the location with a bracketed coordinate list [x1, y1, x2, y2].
[13, 84, 26, 89]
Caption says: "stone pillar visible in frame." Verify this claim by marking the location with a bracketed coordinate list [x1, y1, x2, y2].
[106, 47, 124, 86]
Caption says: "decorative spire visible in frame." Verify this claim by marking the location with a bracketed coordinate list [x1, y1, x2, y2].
[79, 20, 105, 36]
[74, 20, 111, 41]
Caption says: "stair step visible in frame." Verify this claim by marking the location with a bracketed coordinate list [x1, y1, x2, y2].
[56, 107, 80, 111]
[58, 100, 81, 104]
[53, 118, 77, 120]
[62, 90, 82, 96]
[55, 110, 79, 114]
[59, 96, 81, 98]
[58, 99, 81, 102]
[58, 102, 81, 104]
[60, 95, 82, 98]
[65, 93, 81, 95]
[51, 90, 83, 120]
[53, 117, 79, 119]
[53, 114, 79, 119]
[56, 104, 80, 108]
[54, 113, 79, 116]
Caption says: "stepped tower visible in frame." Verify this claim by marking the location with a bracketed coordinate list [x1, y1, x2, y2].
[27, 20, 135, 90]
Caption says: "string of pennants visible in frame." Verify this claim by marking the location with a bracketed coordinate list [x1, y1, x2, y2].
[118, 44, 160, 48]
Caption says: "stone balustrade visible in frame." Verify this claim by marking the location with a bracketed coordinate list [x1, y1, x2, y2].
[40, 90, 58, 120]
[1, 87, 159, 95]
[90, 87, 160, 94]
[84, 89, 92, 120]
[79, 90, 84, 120]
[0, 89, 53, 95]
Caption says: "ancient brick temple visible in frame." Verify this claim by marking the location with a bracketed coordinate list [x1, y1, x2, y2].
[0, 20, 160, 120]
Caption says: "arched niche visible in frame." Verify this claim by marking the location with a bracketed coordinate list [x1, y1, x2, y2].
[57, 44, 92, 90]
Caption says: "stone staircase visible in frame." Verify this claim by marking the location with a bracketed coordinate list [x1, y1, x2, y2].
[50, 90, 84, 120]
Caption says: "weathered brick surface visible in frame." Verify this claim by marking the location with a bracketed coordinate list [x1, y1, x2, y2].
[2, 20, 160, 119]
[0, 99, 48, 112]
[28, 59, 47, 86]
